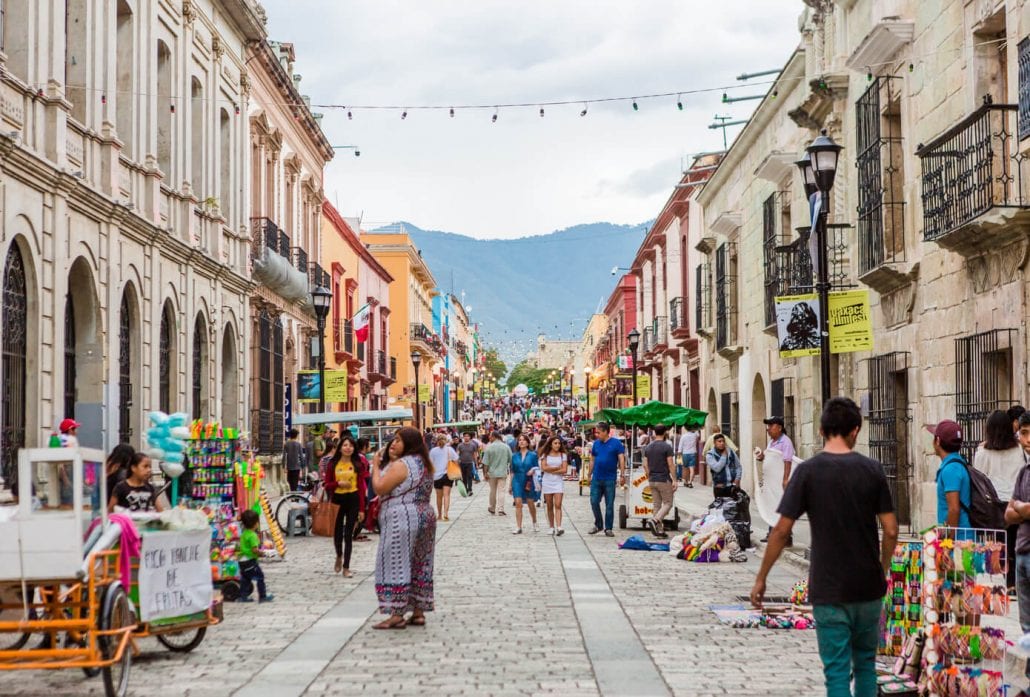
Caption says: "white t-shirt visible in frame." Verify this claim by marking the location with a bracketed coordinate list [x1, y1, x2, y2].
[678, 431, 699, 455]
[429, 446, 458, 480]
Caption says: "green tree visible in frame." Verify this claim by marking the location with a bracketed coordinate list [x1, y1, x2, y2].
[482, 347, 507, 381]
[507, 360, 551, 395]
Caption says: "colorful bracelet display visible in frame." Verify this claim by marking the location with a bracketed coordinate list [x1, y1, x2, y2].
[931, 538, 1005, 577]
[923, 665, 1003, 696]
[881, 541, 923, 656]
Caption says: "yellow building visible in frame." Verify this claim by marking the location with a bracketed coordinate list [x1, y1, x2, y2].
[319, 203, 363, 410]
[361, 229, 441, 426]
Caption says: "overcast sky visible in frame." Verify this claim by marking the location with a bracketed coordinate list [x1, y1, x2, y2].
[260, 1, 801, 239]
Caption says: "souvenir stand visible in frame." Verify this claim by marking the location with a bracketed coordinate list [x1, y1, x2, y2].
[880, 539, 924, 657]
[183, 421, 243, 597]
[920, 526, 1008, 697]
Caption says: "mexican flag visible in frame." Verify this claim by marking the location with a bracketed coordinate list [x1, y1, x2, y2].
[353, 304, 371, 343]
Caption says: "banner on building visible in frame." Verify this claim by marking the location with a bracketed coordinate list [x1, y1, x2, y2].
[635, 374, 651, 398]
[418, 384, 431, 403]
[617, 355, 634, 370]
[297, 370, 349, 402]
[138, 530, 212, 622]
[588, 393, 598, 413]
[353, 304, 371, 343]
[775, 294, 821, 358]
[828, 289, 874, 354]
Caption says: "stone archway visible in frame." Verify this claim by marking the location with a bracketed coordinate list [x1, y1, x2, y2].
[64, 258, 104, 447]
[751, 374, 767, 453]
[221, 323, 239, 428]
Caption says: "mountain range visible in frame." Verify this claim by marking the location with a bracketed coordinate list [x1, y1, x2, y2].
[391, 221, 649, 369]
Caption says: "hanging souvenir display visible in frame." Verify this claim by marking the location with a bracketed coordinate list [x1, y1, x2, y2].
[880, 541, 923, 657]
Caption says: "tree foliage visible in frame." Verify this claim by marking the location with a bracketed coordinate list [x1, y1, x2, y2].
[506, 360, 554, 395]
[482, 347, 507, 381]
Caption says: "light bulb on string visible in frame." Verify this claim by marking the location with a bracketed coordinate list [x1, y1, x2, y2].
[580, 103, 588, 117]
[449, 108, 455, 118]
[401, 110, 407, 120]
[492, 108, 498, 123]
[347, 111, 352, 120]
[539, 108, 545, 117]
[677, 94, 683, 111]
[632, 100, 639, 111]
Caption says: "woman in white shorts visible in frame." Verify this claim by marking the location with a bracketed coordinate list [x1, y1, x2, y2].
[540, 436, 568, 536]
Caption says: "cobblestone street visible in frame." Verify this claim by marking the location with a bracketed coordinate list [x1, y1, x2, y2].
[0, 482, 824, 696]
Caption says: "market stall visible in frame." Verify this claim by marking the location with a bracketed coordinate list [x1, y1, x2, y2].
[597, 401, 707, 530]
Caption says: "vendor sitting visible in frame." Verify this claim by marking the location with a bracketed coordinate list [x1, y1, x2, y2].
[109, 453, 167, 513]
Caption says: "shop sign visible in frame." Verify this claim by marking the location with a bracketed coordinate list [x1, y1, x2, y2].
[297, 370, 349, 402]
[138, 530, 212, 622]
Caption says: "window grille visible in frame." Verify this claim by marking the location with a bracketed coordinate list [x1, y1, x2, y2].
[763, 194, 779, 327]
[720, 392, 732, 437]
[2, 244, 27, 489]
[955, 329, 1017, 461]
[272, 319, 284, 453]
[1019, 38, 1030, 140]
[192, 316, 204, 419]
[856, 77, 905, 273]
[159, 308, 173, 414]
[118, 293, 132, 444]
[715, 243, 736, 349]
[64, 295, 77, 419]
[868, 352, 912, 528]
[257, 310, 272, 453]
[695, 263, 711, 331]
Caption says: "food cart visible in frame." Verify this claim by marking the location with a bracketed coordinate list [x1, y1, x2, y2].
[597, 402, 707, 530]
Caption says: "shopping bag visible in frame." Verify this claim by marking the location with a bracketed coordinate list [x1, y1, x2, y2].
[310, 496, 339, 537]
[456, 479, 469, 498]
[447, 460, 461, 481]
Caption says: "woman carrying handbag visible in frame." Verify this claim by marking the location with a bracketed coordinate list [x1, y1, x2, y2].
[428, 435, 459, 521]
[321, 435, 365, 577]
[510, 434, 540, 534]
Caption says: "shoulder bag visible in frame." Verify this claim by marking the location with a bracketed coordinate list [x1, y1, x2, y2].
[309, 487, 339, 537]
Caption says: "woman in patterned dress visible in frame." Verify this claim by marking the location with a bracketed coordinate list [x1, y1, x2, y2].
[371, 426, 436, 629]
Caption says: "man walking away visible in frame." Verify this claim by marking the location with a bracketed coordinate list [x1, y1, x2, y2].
[930, 419, 970, 528]
[456, 432, 479, 496]
[284, 428, 305, 492]
[677, 425, 699, 487]
[483, 432, 512, 516]
[643, 425, 676, 537]
[751, 397, 897, 697]
[1005, 412, 1030, 695]
[588, 422, 626, 537]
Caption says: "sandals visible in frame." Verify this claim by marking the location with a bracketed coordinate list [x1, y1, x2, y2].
[373, 617, 407, 630]
[342, 569, 354, 578]
[408, 614, 426, 626]
[334, 556, 343, 573]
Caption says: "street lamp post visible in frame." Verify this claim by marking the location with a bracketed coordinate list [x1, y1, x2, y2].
[797, 130, 843, 406]
[411, 351, 423, 430]
[627, 329, 640, 406]
[310, 285, 333, 414]
[584, 367, 593, 419]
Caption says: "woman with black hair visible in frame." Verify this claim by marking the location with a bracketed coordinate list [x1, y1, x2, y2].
[323, 434, 364, 577]
[372, 427, 436, 629]
[105, 443, 136, 503]
[540, 436, 568, 536]
[975, 409, 1024, 587]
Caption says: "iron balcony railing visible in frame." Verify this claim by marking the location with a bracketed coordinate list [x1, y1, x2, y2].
[376, 350, 387, 376]
[389, 357, 397, 381]
[917, 97, 1030, 242]
[308, 262, 330, 290]
[669, 298, 686, 333]
[291, 247, 308, 275]
[333, 318, 353, 355]
[856, 77, 905, 274]
[250, 217, 290, 262]
[410, 323, 443, 356]
[642, 326, 654, 354]
[653, 316, 668, 347]
[251, 408, 273, 454]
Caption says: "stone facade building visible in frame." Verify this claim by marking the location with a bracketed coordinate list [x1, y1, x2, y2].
[246, 37, 333, 454]
[0, 0, 264, 490]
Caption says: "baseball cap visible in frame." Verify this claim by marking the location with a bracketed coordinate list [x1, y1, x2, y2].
[59, 418, 81, 433]
[925, 420, 963, 449]
[762, 416, 785, 427]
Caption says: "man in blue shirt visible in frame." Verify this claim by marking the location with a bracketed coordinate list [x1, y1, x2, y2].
[589, 422, 626, 537]
[930, 419, 971, 528]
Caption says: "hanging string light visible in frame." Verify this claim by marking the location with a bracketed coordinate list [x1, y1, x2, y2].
[491, 107, 498, 123]
[676, 94, 683, 111]
[632, 99, 639, 111]
[580, 103, 588, 117]
[539, 107, 545, 117]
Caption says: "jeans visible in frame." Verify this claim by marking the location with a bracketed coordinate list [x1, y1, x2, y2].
[332, 491, 360, 567]
[590, 479, 617, 530]
[460, 462, 476, 494]
[1016, 553, 1030, 681]
[239, 559, 267, 600]
[812, 600, 882, 697]
[287, 469, 300, 492]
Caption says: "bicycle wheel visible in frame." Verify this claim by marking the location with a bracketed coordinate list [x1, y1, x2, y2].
[0, 585, 30, 651]
[99, 583, 133, 697]
[274, 493, 309, 532]
[156, 626, 206, 653]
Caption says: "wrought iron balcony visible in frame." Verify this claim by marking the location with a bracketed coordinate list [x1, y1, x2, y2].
[250, 217, 291, 262]
[917, 98, 1030, 255]
[375, 350, 387, 377]
[652, 316, 668, 349]
[775, 232, 814, 296]
[308, 261, 331, 290]
[410, 323, 443, 357]
[291, 247, 308, 275]
[332, 318, 353, 356]
[641, 326, 654, 354]
[669, 298, 688, 337]
[389, 356, 397, 381]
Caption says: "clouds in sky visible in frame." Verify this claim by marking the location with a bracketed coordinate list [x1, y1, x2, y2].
[260, 1, 801, 239]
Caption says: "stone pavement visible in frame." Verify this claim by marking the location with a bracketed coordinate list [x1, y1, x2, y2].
[0, 480, 825, 697]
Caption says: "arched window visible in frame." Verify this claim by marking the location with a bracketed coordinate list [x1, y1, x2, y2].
[115, 0, 134, 157]
[64, 293, 76, 418]
[221, 324, 238, 427]
[190, 76, 204, 194]
[2, 244, 28, 488]
[156, 40, 172, 176]
[192, 314, 207, 419]
[118, 291, 133, 443]
[159, 303, 174, 413]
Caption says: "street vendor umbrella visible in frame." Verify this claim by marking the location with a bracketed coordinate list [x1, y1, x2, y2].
[598, 401, 707, 428]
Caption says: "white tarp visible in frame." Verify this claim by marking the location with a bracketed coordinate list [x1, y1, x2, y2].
[138, 529, 212, 622]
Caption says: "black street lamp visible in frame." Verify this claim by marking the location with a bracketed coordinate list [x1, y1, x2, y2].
[627, 329, 640, 406]
[310, 285, 333, 414]
[411, 350, 423, 430]
[584, 367, 593, 419]
[797, 130, 843, 406]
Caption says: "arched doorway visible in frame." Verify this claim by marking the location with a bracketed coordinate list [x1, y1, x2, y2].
[192, 313, 208, 419]
[64, 259, 103, 444]
[751, 374, 767, 453]
[158, 301, 176, 413]
[221, 323, 239, 427]
[2, 244, 28, 489]
[118, 286, 141, 444]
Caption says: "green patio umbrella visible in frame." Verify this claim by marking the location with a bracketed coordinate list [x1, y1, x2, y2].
[598, 401, 707, 428]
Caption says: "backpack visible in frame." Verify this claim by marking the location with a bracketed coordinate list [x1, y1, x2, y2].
[937, 457, 1005, 530]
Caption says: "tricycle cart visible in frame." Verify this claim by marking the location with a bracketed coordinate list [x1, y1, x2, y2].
[0, 447, 135, 697]
[597, 402, 707, 531]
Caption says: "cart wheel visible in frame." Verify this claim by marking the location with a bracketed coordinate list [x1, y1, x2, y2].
[156, 626, 207, 653]
[221, 580, 240, 602]
[0, 585, 30, 651]
[618, 504, 628, 529]
[99, 583, 132, 697]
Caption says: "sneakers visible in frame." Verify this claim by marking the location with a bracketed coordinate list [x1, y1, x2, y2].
[512, 527, 523, 535]
[259, 594, 275, 603]
[533, 523, 540, 533]
[488, 508, 495, 515]
[545, 527, 555, 535]
[646, 519, 657, 535]
[556, 528, 565, 536]
[588, 526, 602, 535]
[237, 596, 254, 603]
[498, 511, 507, 516]
[604, 530, 614, 537]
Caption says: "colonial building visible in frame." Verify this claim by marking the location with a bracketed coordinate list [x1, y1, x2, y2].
[576, 313, 609, 413]
[362, 228, 442, 427]
[0, 0, 263, 491]
[435, 292, 473, 422]
[591, 274, 637, 411]
[246, 38, 333, 454]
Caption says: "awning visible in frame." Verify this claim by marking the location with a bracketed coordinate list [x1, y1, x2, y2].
[429, 420, 482, 429]
[291, 408, 413, 426]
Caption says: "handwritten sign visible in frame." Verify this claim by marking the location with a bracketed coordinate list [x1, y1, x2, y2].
[138, 530, 212, 622]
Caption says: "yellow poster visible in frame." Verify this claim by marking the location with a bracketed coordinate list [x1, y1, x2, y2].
[775, 294, 821, 358]
[418, 384, 431, 403]
[297, 370, 349, 403]
[635, 374, 651, 399]
[829, 289, 874, 354]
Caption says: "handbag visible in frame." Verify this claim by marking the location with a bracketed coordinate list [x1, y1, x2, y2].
[447, 460, 461, 481]
[310, 491, 339, 537]
[456, 479, 469, 498]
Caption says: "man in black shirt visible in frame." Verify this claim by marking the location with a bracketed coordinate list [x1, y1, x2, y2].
[642, 424, 676, 537]
[750, 397, 897, 697]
